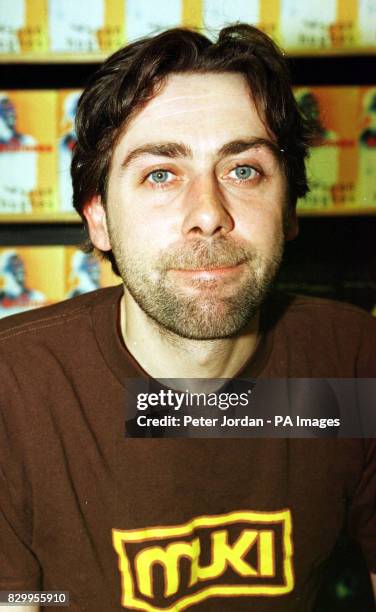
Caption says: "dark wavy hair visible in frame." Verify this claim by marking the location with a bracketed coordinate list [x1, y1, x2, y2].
[71, 24, 320, 274]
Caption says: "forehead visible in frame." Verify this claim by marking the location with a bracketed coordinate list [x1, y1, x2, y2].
[114, 72, 271, 156]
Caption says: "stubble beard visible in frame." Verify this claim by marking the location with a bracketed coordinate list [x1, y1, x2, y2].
[109, 232, 284, 340]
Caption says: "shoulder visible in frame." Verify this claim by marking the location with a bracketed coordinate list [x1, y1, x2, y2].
[264, 292, 375, 376]
[268, 291, 374, 328]
[0, 285, 122, 356]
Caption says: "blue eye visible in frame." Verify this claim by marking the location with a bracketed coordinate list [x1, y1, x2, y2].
[230, 166, 258, 180]
[148, 170, 171, 184]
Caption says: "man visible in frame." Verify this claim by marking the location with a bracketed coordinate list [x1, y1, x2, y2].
[0, 25, 375, 612]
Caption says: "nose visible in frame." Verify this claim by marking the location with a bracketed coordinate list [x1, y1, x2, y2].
[181, 173, 234, 237]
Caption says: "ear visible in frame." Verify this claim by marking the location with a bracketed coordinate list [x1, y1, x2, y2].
[83, 195, 111, 252]
[285, 208, 299, 241]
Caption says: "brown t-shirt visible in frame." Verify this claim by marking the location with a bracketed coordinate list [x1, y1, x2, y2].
[0, 285, 375, 612]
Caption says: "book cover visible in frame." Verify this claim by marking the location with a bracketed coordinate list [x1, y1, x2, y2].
[0, 90, 57, 215]
[201, 0, 280, 44]
[64, 247, 121, 298]
[0, 0, 48, 55]
[48, 0, 124, 54]
[125, 0, 181, 42]
[356, 86, 376, 208]
[280, 0, 336, 50]
[358, 0, 376, 47]
[295, 87, 358, 210]
[0, 246, 64, 318]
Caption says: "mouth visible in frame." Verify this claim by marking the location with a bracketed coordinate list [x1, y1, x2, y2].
[169, 262, 246, 281]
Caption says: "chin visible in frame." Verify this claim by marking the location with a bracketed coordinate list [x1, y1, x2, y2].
[153, 305, 258, 341]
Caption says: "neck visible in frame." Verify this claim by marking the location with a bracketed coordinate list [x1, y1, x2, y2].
[119, 288, 260, 380]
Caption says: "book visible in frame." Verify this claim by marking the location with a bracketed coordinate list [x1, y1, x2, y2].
[48, 0, 124, 54]
[0, 246, 121, 318]
[64, 247, 121, 298]
[356, 86, 376, 207]
[202, 0, 280, 44]
[280, 0, 337, 50]
[295, 87, 359, 210]
[359, 0, 376, 47]
[57, 90, 82, 213]
[0, 0, 48, 55]
[0, 246, 63, 317]
[0, 90, 57, 215]
[125, 0, 181, 42]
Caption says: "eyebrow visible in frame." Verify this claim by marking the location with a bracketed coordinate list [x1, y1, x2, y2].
[120, 137, 282, 171]
[218, 138, 282, 160]
[121, 142, 192, 170]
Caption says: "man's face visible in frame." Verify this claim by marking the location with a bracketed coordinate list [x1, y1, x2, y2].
[87, 73, 294, 340]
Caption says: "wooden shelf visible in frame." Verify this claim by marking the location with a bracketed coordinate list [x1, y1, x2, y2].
[297, 207, 376, 217]
[0, 47, 375, 64]
[0, 213, 81, 224]
[0, 53, 108, 64]
[282, 46, 376, 57]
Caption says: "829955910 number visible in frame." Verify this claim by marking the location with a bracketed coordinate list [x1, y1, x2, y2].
[0, 591, 69, 606]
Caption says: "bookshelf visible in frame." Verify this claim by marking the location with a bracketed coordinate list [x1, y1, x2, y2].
[0, 2, 375, 315]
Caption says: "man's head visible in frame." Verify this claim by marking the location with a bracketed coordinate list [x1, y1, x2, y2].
[72, 25, 319, 340]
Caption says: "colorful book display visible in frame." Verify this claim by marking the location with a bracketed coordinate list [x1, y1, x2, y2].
[0, 0, 375, 57]
[64, 247, 120, 298]
[296, 87, 356, 210]
[0, 246, 120, 318]
[0, 90, 57, 214]
[295, 86, 376, 211]
[48, 0, 124, 54]
[280, 0, 336, 50]
[0, 246, 62, 318]
[0, 87, 374, 217]
[281, 0, 376, 50]
[0, 0, 48, 54]
[356, 87, 376, 208]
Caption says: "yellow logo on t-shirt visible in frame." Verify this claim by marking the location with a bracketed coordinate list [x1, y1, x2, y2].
[112, 509, 294, 611]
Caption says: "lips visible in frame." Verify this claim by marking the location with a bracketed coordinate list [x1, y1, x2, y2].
[169, 262, 246, 280]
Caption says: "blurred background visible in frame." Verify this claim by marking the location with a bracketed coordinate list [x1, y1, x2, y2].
[0, 1, 375, 609]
